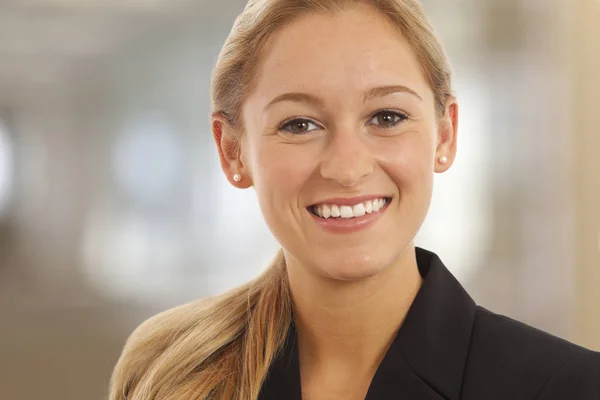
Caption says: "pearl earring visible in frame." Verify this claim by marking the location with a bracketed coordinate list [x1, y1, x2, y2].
[233, 173, 242, 182]
[439, 156, 448, 165]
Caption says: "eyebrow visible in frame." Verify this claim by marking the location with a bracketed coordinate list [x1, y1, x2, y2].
[364, 85, 423, 102]
[263, 92, 325, 113]
[263, 84, 423, 113]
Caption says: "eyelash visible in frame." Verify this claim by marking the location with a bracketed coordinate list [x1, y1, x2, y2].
[368, 109, 410, 129]
[278, 109, 409, 134]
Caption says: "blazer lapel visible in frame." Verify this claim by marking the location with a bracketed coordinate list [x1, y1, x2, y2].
[259, 325, 302, 400]
[392, 248, 476, 400]
[364, 343, 448, 400]
[259, 247, 476, 400]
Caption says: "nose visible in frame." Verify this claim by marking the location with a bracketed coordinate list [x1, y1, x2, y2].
[319, 129, 374, 187]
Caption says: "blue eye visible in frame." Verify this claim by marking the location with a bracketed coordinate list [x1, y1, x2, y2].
[368, 110, 408, 128]
[279, 119, 320, 134]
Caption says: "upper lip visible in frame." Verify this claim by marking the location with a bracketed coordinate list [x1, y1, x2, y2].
[308, 195, 391, 207]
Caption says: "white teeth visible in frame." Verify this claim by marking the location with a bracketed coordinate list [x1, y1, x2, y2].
[312, 197, 389, 219]
[340, 205, 354, 218]
[353, 203, 366, 217]
[372, 200, 380, 212]
[331, 204, 340, 218]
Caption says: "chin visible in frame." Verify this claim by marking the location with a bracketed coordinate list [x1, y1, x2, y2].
[316, 252, 390, 281]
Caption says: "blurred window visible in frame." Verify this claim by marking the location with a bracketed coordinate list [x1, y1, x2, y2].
[415, 79, 492, 282]
[112, 113, 183, 210]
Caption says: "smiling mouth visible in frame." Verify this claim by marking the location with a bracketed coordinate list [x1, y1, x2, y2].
[308, 197, 392, 219]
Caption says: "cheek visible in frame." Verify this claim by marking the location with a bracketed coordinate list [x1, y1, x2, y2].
[376, 131, 435, 189]
[247, 139, 320, 249]
[249, 139, 318, 208]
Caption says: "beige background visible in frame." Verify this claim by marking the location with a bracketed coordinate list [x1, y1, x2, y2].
[573, 0, 600, 350]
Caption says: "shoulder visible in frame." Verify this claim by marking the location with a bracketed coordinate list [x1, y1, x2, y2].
[461, 306, 600, 399]
[470, 306, 594, 359]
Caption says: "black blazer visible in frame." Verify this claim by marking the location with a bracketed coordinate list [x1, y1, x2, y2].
[259, 248, 600, 399]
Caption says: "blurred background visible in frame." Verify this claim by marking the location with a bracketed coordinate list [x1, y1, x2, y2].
[0, 0, 598, 399]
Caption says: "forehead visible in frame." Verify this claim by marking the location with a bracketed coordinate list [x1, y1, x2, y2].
[248, 5, 432, 107]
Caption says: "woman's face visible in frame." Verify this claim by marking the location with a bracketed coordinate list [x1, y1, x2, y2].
[215, 5, 457, 280]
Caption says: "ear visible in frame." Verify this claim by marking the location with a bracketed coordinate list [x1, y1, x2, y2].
[434, 96, 458, 173]
[212, 112, 252, 188]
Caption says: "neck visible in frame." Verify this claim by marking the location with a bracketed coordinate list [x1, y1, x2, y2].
[286, 245, 423, 375]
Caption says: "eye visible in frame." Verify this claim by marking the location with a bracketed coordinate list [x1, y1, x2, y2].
[368, 110, 409, 128]
[279, 118, 321, 134]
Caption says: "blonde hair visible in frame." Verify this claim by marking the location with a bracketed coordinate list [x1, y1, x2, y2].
[109, 1, 453, 399]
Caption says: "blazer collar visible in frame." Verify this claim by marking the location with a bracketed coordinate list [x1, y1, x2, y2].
[260, 247, 476, 400]
[390, 247, 477, 399]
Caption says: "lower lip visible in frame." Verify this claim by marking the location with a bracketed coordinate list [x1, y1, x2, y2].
[308, 201, 390, 234]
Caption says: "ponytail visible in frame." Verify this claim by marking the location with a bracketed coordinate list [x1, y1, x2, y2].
[109, 250, 292, 400]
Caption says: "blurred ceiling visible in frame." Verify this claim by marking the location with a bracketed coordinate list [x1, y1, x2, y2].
[0, 0, 213, 95]
[0, 0, 547, 100]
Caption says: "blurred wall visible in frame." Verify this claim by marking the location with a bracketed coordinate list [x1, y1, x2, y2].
[573, 0, 600, 350]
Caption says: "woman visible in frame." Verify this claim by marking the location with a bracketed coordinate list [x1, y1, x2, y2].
[109, 0, 600, 399]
